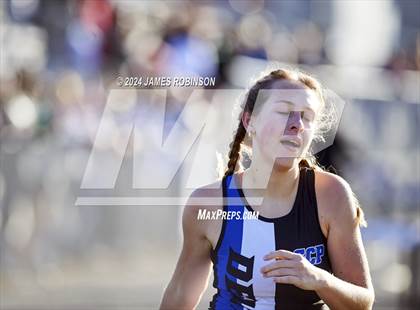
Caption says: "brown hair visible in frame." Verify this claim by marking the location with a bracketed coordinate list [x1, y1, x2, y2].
[223, 67, 367, 226]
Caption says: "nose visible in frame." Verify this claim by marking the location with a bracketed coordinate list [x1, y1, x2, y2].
[284, 111, 304, 136]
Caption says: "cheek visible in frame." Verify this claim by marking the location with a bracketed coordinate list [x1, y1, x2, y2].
[257, 122, 283, 145]
[302, 130, 315, 149]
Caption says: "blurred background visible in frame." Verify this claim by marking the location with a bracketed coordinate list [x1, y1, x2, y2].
[0, 0, 419, 309]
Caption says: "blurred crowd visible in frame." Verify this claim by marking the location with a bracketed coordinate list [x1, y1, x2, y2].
[0, 0, 419, 309]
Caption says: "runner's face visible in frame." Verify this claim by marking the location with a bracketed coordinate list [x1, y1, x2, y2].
[251, 88, 321, 168]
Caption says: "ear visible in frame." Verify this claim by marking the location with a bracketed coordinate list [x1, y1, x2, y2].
[241, 111, 253, 132]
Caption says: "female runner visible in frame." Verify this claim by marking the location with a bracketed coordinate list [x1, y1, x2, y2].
[160, 68, 374, 309]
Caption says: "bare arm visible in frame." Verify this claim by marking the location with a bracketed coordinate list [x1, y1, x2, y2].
[160, 194, 213, 309]
[261, 172, 374, 310]
[314, 173, 374, 310]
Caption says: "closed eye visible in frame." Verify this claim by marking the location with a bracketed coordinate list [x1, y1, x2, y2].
[303, 111, 315, 122]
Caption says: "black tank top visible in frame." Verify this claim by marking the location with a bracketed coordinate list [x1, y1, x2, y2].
[209, 167, 332, 309]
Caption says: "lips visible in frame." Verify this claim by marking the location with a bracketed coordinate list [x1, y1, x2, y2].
[280, 137, 302, 148]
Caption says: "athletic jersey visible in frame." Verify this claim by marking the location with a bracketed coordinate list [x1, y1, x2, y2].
[209, 167, 332, 310]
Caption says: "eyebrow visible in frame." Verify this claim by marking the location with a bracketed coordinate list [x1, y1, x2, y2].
[274, 100, 315, 113]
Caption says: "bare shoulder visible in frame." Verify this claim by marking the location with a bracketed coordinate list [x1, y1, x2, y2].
[314, 170, 360, 234]
[314, 170, 355, 206]
[185, 179, 224, 215]
[183, 179, 224, 249]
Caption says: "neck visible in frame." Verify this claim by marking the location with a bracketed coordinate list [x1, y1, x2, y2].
[242, 158, 300, 200]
